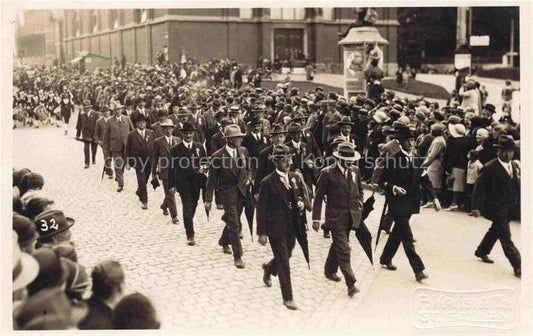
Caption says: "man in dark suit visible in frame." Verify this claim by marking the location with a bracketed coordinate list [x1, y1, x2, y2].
[202, 100, 221, 154]
[169, 122, 208, 246]
[377, 125, 437, 282]
[152, 119, 181, 223]
[209, 117, 232, 156]
[125, 114, 156, 209]
[289, 111, 322, 160]
[94, 107, 113, 178]
[312, 142, 363, 297]
[228, 105, 246, 133]
[472, 135, 521, 278]
[257, 145, 310, 311]
[151, 109, 169, 138]
[205, 124, 252, 269]
[286, 122, 316, 197]
[103, 102, 134, 192]
[253, 124, 287, 196]
[242, 116, 268, 179]
[130, 97, 150, 128]
[76, 100, 100, 168]
[188, 103, 206, 144]
[325, 116, 358, 157]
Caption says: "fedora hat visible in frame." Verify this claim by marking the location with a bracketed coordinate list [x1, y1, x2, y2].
[336, 116, 354, 127]
[228, 105, 241, 114]
[246, 117, 263, 126]
[131, 113, 148, 125]
[268, 144, 293, 161]
[449, 123, 466, 138]
[330, 136, 346, 149]
[179, 122, 196, 132]
[159, 119, 175, 128]
[493, 135, 518, 149]
[82, 100, 92, 108]
[389, 124, 414, 139]
[176, 107, 191, 116]
[34, 209, 75, 241]
[291, 111, 307, 121]
[224, 124, 245, 138]
[220, 118, 234, 127]
[287, 122, 303, 134]
[27, 248, 69, 295]
[13, 231, 39, 292]
[372, 110, 389, 124]
[268, 124, 288, 136]
[333, 142, 361, 162]
[13, 215, 37, 246]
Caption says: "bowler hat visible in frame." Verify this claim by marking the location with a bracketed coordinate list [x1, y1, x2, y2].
[82, 100, 92, 108]
[333, 142, 361, 162]
[132, 113, 148, 124]
[493, 135, 518, 149]
[287, 122, 303, 134]
[268, 124, 288, 136]
[179, 122, 196, 132]
[246, 117, 263, 126]
[484, 104, 496, 114]
[389, 124, 414, 139]
[336, 116, 354, 127]
[224, 124, 245, 138]
[13, 215, 37, 246]
[34, 209, 75, 241]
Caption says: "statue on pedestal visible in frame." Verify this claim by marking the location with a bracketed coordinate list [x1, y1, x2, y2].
[338, 8, 379, 38]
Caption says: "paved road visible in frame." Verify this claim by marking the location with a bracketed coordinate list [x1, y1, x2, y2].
[13, 121, 525, 333]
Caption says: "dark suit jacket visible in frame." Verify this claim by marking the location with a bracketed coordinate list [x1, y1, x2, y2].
[169, 141, 207, 195]
[93, 117, 110, 145]
[209, 130, 226, 156]
[75, 111, 100, 141]
[472, 158, 520, 221]
[253, 145, 275, 194]
[102, 115, 133, 153]
[152, 135, 182, 180]
[205, 146, 252, 203]
[256, 171, 308, 239]
[130, 109, 150, 128]
[125, 129, 156, 168]
[151, 121, 165, 138]
[378, 152, 433, 217]
[312, 164, 364, 229]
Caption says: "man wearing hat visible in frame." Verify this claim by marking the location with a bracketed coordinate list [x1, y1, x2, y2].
[256, 144, 310, 311]
[13, 214, 38, 254]
[253, 123, 288, 197]
[202, 99, 222, 150]
[170, 107, 192, 138]
[125, 113, 156, 209]
[188, 102, 206, 144]
[209, 117, 233, 156]
[131, 97, 150, 126]
[325, 116, 358, 157]
[288, 111, 322, 160]
[242, 116, 269, 179]
[205, 124, 252, 268]
[13, 231, 39, 312]
[377, 125, 437, 282]
[152, 118, 181, 223]
[471, 135, 521, 278]
[94, 107, 113, 179]
[312, 142, 363, 297]
[103, 102, 134, 192]
[286, 122, 316, 197]
[169, 122, 208, 245]
[75, 100, 100, 169]
[228, 105, 246, 133]
[34, 209, 79, 262]
[270, 101, 285, 125]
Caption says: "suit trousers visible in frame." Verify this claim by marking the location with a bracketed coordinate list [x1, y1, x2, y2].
[180, 189, 201, 239]
[325, 220, 357, 287]
[476, 213, 521, 270]
[265, 232, 296, 301]
[218, 192, 245, 261]
[133, 160, 151, 203]
[102, 149, 113, 176]
[161, 178, 178, 218]
[380, 214, 425, 273]
[83, 140, 98, 165]
[111, 151, 125, 187]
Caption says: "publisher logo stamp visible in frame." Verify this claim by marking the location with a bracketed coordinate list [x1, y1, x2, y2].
[413, 288, 516, 329]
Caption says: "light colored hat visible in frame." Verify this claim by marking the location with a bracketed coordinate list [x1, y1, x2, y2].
[449, 123, 466, 138]
[13, 231, 39, 292]
[372, 110, 388, 123]
[159, 119, 175, 127]
[333, 142, 361, 162]
[223, 124, 245, 138]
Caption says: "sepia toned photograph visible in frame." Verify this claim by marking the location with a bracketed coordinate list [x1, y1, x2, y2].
[4, 2, 531, 335]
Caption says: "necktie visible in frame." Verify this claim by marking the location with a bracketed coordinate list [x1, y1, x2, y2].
[280, 174, 290, 189]
[168, 138, 172, 147]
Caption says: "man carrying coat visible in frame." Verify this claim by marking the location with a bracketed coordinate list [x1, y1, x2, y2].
[125, 113, 156, 209]
[312, 142, 363, 297]
[76, 100, 100, 168]
[472, 135, 521, 278]
[169, 122, 208, 246]
[205, 124, 252, 269]
[103, 102, 134, 192]
[257, 144, 311, 311]
[377, 125, 437, 282]
[152, 119, 181, 223]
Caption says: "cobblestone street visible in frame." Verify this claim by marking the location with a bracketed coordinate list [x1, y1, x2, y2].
[13, 121, 382, 332]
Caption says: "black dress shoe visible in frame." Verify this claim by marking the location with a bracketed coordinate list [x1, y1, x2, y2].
[234, 259, 245, 269]
[171, 217, 179, 224]
[325, 273, 342, 282]
[381, 263, 397, 271]
[160, 205, 169, 216]
[222, 245, 232, 254]
[323, 231, 330, 238]
[283, 300, 298, 310]
[514, 268, 521, 278]
[187, 237, 195, 246]
[84, 164, 89, 169]
[415, 271, 428, 282]
[216, 203, 224, 210]
[141, 202, 148, 210]
[107, 174, 113, 179]
[262, 264, 272, 287]
[117, 186, 123, 192]
[348, 285, 360, 297]
[92, 160, 96, 165]
[475, 251, 494, 264]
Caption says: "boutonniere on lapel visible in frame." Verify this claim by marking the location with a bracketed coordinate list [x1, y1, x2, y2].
[195, 147, 200, 156]
[351, 171, 356, 183]
[290, 177, 298, 190]
[263, 137, 267, 145]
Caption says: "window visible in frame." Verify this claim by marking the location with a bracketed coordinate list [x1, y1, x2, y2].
[322, 8, 335, 20]
[92, 10, 99, 34]
[270, 8, 305, 20]
[240, 8, 253, 19]
[109, 10, 119, 29]
[134, 9, 149, 23]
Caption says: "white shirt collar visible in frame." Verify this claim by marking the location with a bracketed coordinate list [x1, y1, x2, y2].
[138, 128, 145, 136]
[292, 140, 300, 148]
[165, 135, 172, 142]
[183, 140, 193, 148]
[225, 145, 236, 157]
[337, 162, 346, 175]
[498, 158, 512, 173]
[276, 169, 288, 179]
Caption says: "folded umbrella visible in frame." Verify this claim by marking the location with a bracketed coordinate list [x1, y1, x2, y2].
[243, 185, 254, 242]
[295, 214, 310, 269]
[374, 200, 390, 252]
[355, 221, 373, 266]
[362, 191, 376, 221]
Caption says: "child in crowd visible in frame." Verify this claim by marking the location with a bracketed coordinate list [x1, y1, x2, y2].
[465, 150, 483, 214]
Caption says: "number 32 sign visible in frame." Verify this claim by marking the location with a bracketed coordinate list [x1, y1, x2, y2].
[39, 218, 59, 232]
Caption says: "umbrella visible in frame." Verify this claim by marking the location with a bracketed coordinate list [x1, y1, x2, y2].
[204, 203, 210, 223]
[295, 219, 310, 269]
[100, 164, 106, 182]
[374, 200, 389, 252]
[243, 186, 254, 242]
[355, 222, 373, 266]
[150, 176, 160, 190]
[362, 191, 376, 221]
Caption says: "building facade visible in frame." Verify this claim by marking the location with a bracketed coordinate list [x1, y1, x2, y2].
[62, 8, 399, 74]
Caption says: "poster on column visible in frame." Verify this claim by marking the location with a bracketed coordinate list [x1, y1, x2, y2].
[343, 44, 366, 96]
